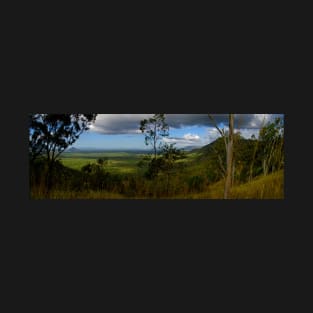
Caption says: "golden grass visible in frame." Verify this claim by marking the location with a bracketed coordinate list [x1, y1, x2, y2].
[230, 170, 284, 199]
[30, 170, 284, 200]
[172, 170, 284, 199]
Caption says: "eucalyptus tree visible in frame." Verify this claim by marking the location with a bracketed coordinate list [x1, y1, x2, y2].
[139, 114, 169, 159]
[208, 114, 235, 199]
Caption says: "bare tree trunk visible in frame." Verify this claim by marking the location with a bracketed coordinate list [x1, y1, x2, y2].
[224, 114, 234, 199]
[154, 123, 157, 159]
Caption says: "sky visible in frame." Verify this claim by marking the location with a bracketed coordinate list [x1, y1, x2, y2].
[72, 114, 284, 151]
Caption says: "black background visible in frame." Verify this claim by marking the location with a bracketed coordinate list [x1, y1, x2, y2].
[4, 70, 304, 244]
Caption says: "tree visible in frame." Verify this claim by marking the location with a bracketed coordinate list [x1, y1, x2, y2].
[139, 114, 169, 159]
[248, 134, 259, 182]
[224, 114, 234, 199]
[258, 117, 284, 175]
[208, 114, 235, 199]
[29, 114, 97, 194]
[160, 143, 185, 196]
[97, 157, 108, 167]
[29, 114, 97, 163]
[29, 114, 46, 161]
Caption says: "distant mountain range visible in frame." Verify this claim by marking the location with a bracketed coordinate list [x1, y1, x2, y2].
[65, 147, 153, 154]
[66, 147, 81, 152]
[182, 145, 202, 151]
[65, 143, 216, 153]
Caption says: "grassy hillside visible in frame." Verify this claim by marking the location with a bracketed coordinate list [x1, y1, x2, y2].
[175, 170, 284, 199]
[30, 138, 284, 199]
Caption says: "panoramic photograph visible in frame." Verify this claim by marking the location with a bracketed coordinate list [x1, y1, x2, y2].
[29, 114, 284, 199]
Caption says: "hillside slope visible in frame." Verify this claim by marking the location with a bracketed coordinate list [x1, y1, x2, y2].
[176, 170, 284, 199]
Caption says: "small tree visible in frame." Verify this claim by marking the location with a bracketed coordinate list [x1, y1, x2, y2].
[160, 143, 185, 196]
[139, 114, 169, 159]
[97, 157, 108, 167]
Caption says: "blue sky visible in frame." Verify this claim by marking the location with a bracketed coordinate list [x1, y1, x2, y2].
[72, 114, 283, 150]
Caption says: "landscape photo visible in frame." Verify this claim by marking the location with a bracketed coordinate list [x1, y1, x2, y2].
[29, 114, 284, 199]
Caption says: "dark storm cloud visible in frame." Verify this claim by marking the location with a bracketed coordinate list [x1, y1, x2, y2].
[91, 114, 283, 135]
[166, 114, 283, 129]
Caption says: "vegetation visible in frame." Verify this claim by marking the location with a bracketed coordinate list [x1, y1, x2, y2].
[29, 114, 284, 199]
[140, 114, 169, 159]
[29, 114, 97, 162]
[208, 113, 235, 199]
[29, 114, 97, 195]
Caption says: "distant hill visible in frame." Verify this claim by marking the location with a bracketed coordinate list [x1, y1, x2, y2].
[182, 145, 201, 151]
[191, 136, 256, 156]
[64, 147, 152, 154]
[190, 137, 225, 156]
[189, 136, 261, 182]
[66, 147, 80, 153]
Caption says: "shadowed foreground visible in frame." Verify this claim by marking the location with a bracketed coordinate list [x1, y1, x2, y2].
[31, 170, 283, 200]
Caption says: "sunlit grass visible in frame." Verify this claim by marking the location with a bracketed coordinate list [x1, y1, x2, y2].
[61, 152, 142, 173]
[230, 170, 284, 199]
[171, 170, 284, 199]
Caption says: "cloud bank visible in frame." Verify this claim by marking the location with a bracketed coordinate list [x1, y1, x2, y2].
[91, 114, 283, 135]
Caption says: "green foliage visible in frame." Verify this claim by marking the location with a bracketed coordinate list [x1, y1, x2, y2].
[30, 132, 284, 199]
[97, 157, 108, 166]
[258, 117, 284, 174]
[139, 114, 169, 158]
[188, 175, 206, 192]
[145, 157, 165, 179]
[29, 114, 97, 162]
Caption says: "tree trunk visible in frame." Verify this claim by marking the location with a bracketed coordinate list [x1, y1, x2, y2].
[154, 123, 157, 159]
[224, 114, 234, 199]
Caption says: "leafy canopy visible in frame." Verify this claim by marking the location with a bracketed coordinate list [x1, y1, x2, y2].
[29, 114, 97, 161]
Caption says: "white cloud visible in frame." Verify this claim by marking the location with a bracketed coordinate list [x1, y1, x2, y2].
[236, 128, 260, 139]
[183, 133, 200, 141]
[205, 128, 221, 143]
[163, 133, 202, 148]
[248, 114, 272, 128]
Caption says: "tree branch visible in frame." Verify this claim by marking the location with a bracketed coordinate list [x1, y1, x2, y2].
[208, 114, 228, 152]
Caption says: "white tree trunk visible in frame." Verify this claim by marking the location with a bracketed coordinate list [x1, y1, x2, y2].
[224, 114, 234, 199]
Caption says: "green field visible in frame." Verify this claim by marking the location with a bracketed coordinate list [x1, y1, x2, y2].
[61, 150, 206, 175]
[61, 151, 148, 174]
